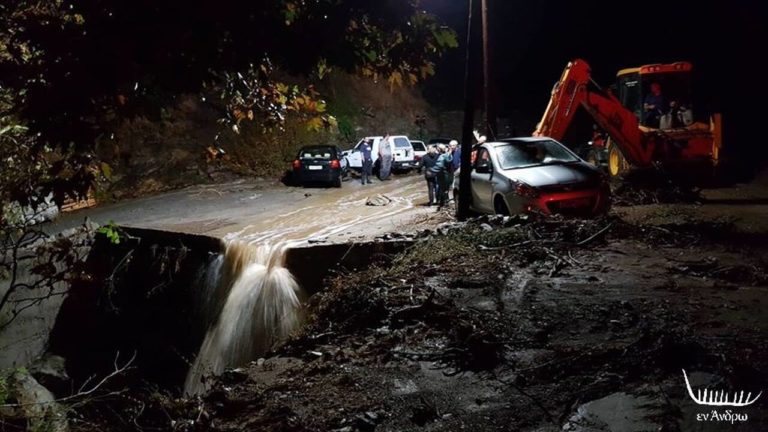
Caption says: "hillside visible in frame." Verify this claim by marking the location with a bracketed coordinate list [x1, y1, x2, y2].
[94, 72, 439, 201]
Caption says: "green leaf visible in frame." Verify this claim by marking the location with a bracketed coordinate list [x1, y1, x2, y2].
[306, 116, 323, 131]
[100, 162, 113, 181]
[440, 29, 459, 48]
[97, 222, 121, 245]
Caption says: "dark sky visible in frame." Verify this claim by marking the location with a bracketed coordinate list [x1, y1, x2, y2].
[421, 0, 768, 154]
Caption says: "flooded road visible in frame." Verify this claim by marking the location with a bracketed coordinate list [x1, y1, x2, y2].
[47, 174, 441, 391]
[52, 173, 438, 244]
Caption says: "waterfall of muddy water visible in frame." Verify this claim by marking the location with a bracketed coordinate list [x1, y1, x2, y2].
[184, 240, 303, 395]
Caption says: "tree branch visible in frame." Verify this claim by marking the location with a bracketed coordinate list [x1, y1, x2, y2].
[0, 351, 136, 408]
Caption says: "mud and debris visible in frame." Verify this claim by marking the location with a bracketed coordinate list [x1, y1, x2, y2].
[62, 208, 768, 431]
[366, 195, 393, 207]
[611, 181, 703, 206]
[19, 171, 764, 431]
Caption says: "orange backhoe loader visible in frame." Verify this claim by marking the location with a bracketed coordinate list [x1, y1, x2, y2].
[533, 59, 722, 178]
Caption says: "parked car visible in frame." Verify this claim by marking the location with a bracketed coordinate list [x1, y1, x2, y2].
[454, 137, 610, 216]
[411, 140, 427, 172]
[292, 145, 348, 188]
[343, 135, 416, 172]
[389, 136, 416, 171]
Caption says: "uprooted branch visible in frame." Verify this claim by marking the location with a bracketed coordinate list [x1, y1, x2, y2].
[65, 351, 137, 403]
[577, 222, 614, 246]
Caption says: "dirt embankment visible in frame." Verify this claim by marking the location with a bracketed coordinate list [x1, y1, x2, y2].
[70, 213, 768, 431]
[93, 72, 438, 202]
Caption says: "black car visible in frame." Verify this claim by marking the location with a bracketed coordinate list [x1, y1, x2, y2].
[292, 145, 348, 187]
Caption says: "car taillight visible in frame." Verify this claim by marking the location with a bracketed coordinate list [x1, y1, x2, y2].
[292, 160, 301, 170]
[514, 181, 539, 198]
[415, 155, 422, 161]
[330, 159, 341, 169]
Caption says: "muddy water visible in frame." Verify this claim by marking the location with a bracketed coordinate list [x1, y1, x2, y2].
[217, 177, 426, 243]
[50, 174, 431, 243]
[184, 241, 303, 395]
[178, 177, 429, 394]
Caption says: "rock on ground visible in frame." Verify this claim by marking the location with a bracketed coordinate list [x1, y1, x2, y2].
[3, 369, 69, 432]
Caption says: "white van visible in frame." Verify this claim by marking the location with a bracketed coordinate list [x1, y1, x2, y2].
[343, 135, 416, 172]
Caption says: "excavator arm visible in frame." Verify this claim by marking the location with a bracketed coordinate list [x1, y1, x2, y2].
[533, 59, 654, 168]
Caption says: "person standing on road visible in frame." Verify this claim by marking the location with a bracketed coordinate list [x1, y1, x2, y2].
[448, 140, 461, 201]
[378, 135, 394, 180]
[430, 144, 453, 209]
[449, 140, 461, 173]
[360, 139, 373, 185]
[421, 145, 439, 206]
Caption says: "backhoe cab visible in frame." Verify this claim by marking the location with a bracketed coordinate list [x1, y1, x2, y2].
[615, 62, 694, 129]
[534, 59, 722, 179]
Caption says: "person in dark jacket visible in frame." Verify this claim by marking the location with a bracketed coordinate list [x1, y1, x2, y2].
[643, 82, 667, 128]
[449, 140, 461, 201]
[430, 144, 453, 209]
[421, 145, 439, 205]
[360, 139, 373, 184]
[449, 140, 461, 172]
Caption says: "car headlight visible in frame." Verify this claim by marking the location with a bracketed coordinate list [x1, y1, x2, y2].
[510, 179, 539, 198]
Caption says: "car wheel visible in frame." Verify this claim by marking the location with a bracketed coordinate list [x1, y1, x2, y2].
[494, 196, 510, 216]
[342, 157, 350, 178]
[333, 176, 342, 188]
[607, 139, 630, 177]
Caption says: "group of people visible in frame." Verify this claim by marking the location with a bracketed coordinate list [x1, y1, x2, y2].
[421, 140, 461, 209]
[357, 136, 466, 210]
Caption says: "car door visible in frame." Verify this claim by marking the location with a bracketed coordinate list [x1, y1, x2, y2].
[346, 140, 364, 169]
[470, 147, 494, 212]
[392, 136, 413, 164]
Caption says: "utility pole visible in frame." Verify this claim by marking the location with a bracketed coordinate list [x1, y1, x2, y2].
[458, 0, 481, 220]
[481, 0, 496, 139]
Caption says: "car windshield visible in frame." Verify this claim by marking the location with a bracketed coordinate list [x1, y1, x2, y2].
[411, 141, 426, 151]
[299, 146, 336, 159]
[495, 140, 578, 169]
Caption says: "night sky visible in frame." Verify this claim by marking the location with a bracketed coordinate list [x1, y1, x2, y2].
[422, 0, 768, 163]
